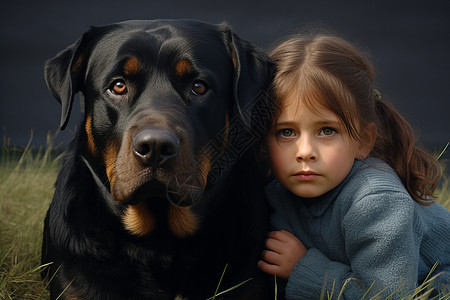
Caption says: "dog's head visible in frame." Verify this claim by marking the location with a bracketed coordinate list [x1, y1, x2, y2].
[45, 19, 273, 237]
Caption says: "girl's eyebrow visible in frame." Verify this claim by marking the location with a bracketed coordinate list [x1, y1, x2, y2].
[275, 120, 341, 128]
[314, 120, 341, 127]
[275, 121, 297, 127]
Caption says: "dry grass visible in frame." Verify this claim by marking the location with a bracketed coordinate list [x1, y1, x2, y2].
[0, 135, 59, 299]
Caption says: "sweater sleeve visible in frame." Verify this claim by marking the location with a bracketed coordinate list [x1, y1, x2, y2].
[285, 191, 423, 299]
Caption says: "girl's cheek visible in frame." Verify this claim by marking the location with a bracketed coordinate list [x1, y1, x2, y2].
[267, 146, 287, 175]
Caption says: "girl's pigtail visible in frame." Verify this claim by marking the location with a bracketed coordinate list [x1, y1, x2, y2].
[372, 97, 442, 204]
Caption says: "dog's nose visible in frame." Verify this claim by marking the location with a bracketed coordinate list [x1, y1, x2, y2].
[132, 129, 180, 166]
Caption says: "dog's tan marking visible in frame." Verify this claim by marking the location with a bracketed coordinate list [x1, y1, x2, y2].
[123, 202, 155, 236]
[104, 144, 118, 192]
[198, 152, 211, 188]
[175, 59, 192, 77]
[168, 206, 198, 238]
[123, 56, 140, 76]
[85, 114, 96, 155]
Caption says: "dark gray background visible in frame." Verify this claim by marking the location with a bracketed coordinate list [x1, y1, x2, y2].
[1, 0, 449, 155]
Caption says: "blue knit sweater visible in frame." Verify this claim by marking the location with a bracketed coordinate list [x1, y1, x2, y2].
[266, 158, 450, 299]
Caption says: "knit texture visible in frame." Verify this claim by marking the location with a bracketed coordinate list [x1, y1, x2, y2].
[266, 158, 450, 299]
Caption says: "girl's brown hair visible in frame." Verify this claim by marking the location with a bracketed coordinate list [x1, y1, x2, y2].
[269, 34, 442, 204]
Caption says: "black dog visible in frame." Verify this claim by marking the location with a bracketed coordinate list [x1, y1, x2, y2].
[41, 19, 275, 299]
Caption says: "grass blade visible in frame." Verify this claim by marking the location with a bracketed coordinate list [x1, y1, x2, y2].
[436, 142, 449, 161]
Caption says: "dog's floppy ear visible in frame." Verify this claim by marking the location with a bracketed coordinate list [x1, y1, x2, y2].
[223, 26, 275, 130]
[44, 26, 115, 130]
[44, 40, 84, 130]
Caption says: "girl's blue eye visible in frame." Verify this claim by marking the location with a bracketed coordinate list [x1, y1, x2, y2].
[320, 127, 337, 136]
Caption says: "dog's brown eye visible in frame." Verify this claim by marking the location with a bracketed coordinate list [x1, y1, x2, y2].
[191, 81, 207, 95]
[110, 80, 127, 95]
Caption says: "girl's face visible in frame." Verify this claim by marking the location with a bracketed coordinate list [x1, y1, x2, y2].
[266, 96, 362, 198]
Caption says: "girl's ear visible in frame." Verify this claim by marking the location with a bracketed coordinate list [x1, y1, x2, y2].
[356, 122, 377, 160]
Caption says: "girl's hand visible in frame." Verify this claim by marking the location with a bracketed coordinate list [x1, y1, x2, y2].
[257, 230, 307, 279]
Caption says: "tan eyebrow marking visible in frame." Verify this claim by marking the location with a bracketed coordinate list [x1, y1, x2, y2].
[175, 59, 192, 77]
[123, 56, 140, 76]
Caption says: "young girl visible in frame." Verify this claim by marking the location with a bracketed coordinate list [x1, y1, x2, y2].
[258, 35, 450, 299]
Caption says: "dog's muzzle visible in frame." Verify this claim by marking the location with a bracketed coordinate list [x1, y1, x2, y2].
[130, 128, 203, 207]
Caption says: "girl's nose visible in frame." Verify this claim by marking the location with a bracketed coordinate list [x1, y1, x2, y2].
[295, 135, 317, 162]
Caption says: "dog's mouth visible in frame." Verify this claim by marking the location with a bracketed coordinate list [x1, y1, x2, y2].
[125, 180, 167, 205]
[125, 176, 204, 208]
[120, 177, 202, 238]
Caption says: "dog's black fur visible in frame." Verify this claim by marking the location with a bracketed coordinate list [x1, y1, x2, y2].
[41, 19, 275, 299]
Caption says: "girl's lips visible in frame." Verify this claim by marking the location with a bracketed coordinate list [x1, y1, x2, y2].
[293, 171, 318, 181]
